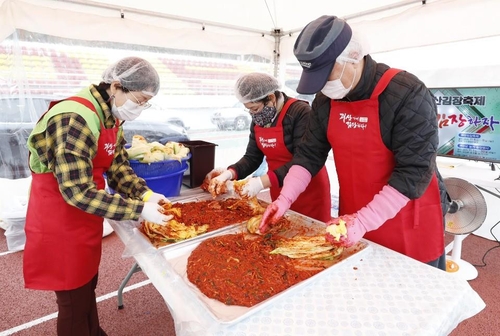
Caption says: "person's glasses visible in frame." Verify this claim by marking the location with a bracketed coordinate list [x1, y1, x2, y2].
[127, 91, 151, 109]
[244, 103, 264, 114]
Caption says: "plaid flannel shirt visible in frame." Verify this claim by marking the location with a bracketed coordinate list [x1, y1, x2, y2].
[29, 85, 149, 220]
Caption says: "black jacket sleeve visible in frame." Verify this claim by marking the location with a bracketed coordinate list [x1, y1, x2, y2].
[289, 93, 332, 179]
[384, 71, 440, 198]
[229, 94, 312, 181]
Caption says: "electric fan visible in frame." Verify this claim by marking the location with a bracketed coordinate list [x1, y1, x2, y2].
[443, 177, 487, 280]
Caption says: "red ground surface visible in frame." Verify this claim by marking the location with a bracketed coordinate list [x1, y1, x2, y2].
[0, 225, 498, 335]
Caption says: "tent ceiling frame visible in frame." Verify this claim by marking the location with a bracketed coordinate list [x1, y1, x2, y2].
[284, 0, 427, 35]
[58, 0, 428, 37]
[53, 0, 429, 80]
[57, 0, 268, 35]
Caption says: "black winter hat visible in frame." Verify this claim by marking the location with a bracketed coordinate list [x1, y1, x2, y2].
[293, 15, 352, 94]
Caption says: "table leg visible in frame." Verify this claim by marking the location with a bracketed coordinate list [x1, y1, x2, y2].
[117, 262, 142, 309]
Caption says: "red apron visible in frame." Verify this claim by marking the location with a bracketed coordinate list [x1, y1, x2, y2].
[24, 96, 119, 290]
[326, 69, 444, 262]
[255, 99, 331, 222]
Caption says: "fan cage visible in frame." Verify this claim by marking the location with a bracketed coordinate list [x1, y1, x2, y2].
[444, 177, 487, 235]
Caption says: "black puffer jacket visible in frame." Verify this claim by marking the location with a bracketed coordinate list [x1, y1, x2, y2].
[289, 55, 449, 214]
[229, 93, 312, 181]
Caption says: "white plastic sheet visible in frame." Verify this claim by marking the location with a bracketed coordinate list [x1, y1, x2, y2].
[0, 176, 30, 250]
[107, 190, 486, 335]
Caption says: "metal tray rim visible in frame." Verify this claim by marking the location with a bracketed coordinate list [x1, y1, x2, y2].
[144, 193, 269, 252]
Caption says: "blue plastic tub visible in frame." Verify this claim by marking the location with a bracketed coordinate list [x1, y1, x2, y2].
[129, 153, 191, 178]
[143, 166, 188, 197]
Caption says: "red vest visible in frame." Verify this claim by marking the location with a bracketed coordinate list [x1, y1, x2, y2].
[24, 96, 119, 290]
[255, 99, 331, 222]
[326, 69, 444, 262]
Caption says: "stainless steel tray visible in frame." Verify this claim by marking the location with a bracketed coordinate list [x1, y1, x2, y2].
[162, 212, 371, 325]
[142, 192, 269, 252]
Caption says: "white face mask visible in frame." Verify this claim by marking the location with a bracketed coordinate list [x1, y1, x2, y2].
[321, 63, 356, 100]
[111, 99, 145, 121]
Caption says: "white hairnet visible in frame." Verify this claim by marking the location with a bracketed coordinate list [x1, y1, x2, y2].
[337, 30, 370, 64]
[102, 57, 160, 96]
[234, 73, 280, 103]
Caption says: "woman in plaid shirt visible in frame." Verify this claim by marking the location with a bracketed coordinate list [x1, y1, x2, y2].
[23, 57, 172, 336]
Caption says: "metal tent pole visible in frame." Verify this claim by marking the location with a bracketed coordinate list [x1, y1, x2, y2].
[57, 0, 268, 35]
[284, 0, 427, 36]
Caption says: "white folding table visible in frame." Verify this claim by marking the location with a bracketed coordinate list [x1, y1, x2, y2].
[108, 188, 485, 336]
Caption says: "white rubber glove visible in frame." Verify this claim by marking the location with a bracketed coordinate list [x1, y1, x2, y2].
[240, 177, 264, 198]
[224, 181, 236, 196]
[142, 190, 169, 205]
[212, 169, 233, 184]
[140, 202, 173, 225]
[208, 169, 234, 196]
[205, 167, 227, 180]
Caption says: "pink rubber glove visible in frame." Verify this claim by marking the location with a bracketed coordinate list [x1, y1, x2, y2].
[325, 185, 410, 247]
[259, 165, 312, 232]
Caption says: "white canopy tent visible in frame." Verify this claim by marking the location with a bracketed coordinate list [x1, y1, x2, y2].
[0, 0, 499, 256]
[1, 0, 500, 86]
[0, 0, 499, 249]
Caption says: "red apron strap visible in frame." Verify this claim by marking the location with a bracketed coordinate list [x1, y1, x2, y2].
[274, 98, 298, 125]
[65, 96, 97, 112]
[370, 68, 402, 99]
[30, 96, 107, 169]
[282, 97, 297, 111]
[65, 96, 116, 127]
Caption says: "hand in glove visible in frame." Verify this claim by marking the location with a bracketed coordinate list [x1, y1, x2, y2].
[140, 202, 173, 225]
[325, 214, 362, 248]
[205, 167, 227, 180]
[224, 181, 236, 196]
[207, 168, 234, 197]
[259, 195, 291, 233]
[142, 190, 170, 205]
[325, 185, 410, 247]
[259, 165, 312, 233]
[239, 177, 264, 198]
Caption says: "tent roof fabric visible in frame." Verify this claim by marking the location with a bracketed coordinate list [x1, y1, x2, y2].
[1, 0, 500, 86]
[1, 0, 499, 60]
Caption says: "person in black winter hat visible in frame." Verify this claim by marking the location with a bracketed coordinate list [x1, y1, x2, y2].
[259, 15, 449, 271]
